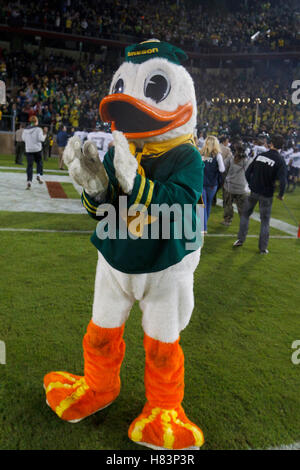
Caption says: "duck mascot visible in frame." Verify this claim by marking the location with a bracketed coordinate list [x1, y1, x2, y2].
[44, 40, 205, 450]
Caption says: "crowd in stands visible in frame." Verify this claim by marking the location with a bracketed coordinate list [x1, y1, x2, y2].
[195, 70, 299, 137]
[0, 46, 298, 140]
[0, 49, 112, 132]
[1, 0, 299, 52]
[0, 0, 299, 139]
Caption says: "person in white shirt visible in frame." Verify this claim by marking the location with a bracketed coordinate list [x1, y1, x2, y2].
[197, 130, 205, 149]
[280, 147, 294, 165]
[74, 130, 89, 144]
[251, 137, 268, 160]
[22, 116, 46, 190]
[287, 149, 300, 192]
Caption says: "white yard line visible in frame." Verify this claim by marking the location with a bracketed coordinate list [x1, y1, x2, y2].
[0, 166, 68, 174]
[216, 198, 298, 237]
[0, 227, 296, 239]
[206, 234, 296, 239]
[0, 172, 298, 236]
[267, 442, 300, 450]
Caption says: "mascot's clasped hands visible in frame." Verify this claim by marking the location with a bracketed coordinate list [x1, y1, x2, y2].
[44, 40, 205, 450]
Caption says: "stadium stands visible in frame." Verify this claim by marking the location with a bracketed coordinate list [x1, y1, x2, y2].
[1, 0, 299, 51]
[0, 0, 299, 141]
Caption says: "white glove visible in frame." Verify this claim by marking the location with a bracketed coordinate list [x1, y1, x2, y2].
[113, 130, 138, 194]
[63, 136, 108, 199]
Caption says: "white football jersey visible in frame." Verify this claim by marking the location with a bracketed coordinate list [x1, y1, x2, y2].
[281, 148, 294, 165]
[252, 145, 268, 159]
[87, 131, 113, 161]
[74, 131, 89, 143]
[289, 151, 300, 168]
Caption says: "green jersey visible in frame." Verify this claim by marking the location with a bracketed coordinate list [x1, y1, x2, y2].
[82, 143, 204, 274]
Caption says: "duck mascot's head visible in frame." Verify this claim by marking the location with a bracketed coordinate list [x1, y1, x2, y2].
[99, 39, 197, 143]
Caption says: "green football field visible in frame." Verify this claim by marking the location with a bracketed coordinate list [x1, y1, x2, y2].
[0, 155, 299, 450]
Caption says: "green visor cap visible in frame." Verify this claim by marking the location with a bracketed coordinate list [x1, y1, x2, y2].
[125, 40, 188, 65]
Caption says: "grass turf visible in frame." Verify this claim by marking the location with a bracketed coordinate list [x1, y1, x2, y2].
[60, 182, 81, 199]
[0, 203, 293, 238]
[216, 184, 300, 228]
[0, 153, 64, 172]
[0, 208, 299, 450]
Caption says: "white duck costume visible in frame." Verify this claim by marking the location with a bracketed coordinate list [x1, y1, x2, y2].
[44, 40, 205, 450]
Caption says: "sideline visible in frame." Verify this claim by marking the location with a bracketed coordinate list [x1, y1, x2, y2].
[0, 165, 68, 174]
[0, 172, 298, 235]
[0, 171, 84, 214]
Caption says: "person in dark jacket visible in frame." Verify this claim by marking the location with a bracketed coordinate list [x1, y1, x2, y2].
[233, 134, 287, 254]
[56, 125, 68, 170]
[42, 127, 53, 161]
[201, 136, 225, 233]
[14, 123, 25, 165]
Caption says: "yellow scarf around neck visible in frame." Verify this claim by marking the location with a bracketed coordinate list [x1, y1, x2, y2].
[129, 133, 195, 177]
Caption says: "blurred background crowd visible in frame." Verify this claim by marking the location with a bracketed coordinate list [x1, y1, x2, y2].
[0, 0, 299, 142]
[1, 0, 299, 51]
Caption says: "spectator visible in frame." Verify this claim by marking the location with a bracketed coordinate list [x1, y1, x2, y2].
[55, 14, 61, 31]
[219, 135, 233, 164]
[1, 0, 298, 52]
[221, 141, 249, 226]
[14, 123, 25, 165]
[212, 134, 232, 206]
[286, 149, 300, 192]
[68, 127, 75, 137]
[251, 137, 268, 159]
[201, 136, 225, 233]
[22, 115, 46, 190]
[197, 130, 205, 148]
[42, 126, 53, 161]
[56, 125, 69, 170]
[233, 134, 287, 254]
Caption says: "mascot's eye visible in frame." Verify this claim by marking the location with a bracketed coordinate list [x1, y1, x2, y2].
[144, 71, 170, 103]
[113, 78, 124, 94]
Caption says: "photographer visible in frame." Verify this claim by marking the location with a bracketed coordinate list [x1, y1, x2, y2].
[221, 141, 250, 226]
[233, 134, 287, 254]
